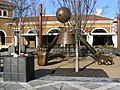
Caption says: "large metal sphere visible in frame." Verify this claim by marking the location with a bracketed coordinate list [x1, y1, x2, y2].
[56, 7, 71, 23]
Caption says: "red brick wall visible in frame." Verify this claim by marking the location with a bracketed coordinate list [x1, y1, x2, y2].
[117, 14, 120, 48]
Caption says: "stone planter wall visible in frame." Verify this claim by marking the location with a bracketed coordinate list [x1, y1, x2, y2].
[3, 55, 34, 82]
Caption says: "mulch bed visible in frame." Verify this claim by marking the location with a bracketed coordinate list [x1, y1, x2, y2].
[51, 68, 109, 77]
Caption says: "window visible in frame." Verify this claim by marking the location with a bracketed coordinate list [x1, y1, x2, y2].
[0, 10, 2, 16]
[3, 10, 7, 17]
[48, 29, 61, 34]
[0, 10, 8, 17]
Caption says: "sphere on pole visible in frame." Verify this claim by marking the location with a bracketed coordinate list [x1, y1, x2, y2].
[56, 7, 71, 23]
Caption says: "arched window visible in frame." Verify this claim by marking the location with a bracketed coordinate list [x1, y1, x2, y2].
[92, 28, 113, 46]
[3, 10, 8, 17]
[27, 30, 37, 41]
[0, 10, 2, 16]
[48, 29, 61, 34]
[92, 29, 107, 33]
[91, 28, 108, 34]
[48, 29, 61, 35]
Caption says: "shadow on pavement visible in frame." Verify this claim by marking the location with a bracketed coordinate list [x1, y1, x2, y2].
[35, 68, 109, 79]
[35, 69, 53, 79]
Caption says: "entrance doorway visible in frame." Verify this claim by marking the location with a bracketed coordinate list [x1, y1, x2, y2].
[42, 29, 61, 48]
[0, 31, 5, 45]
[93, 35, 113, 45]
[26, 30, 37, 48]
[92, 29, 113, 46]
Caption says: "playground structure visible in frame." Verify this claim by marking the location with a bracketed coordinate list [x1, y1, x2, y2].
[37, 6, 114, 66]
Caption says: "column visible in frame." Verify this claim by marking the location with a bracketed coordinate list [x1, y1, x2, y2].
[36, 35, 38, 48]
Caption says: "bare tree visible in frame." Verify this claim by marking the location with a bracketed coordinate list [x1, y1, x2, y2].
[52, 0, 97, 72]
[8, 0, 41, 55]
[52, 0, 96, 30]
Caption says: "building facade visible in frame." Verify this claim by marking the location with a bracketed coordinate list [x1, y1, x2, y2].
[14, 15, 117, 49]
[0, 0, 118, 49]
[0, 0, 16, 49]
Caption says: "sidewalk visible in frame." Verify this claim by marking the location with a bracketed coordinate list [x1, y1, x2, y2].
[0, 75, 120, 90]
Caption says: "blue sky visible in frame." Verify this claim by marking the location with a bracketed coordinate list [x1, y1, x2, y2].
[96, 0, 118, 18]
[40, 0, 118, 18]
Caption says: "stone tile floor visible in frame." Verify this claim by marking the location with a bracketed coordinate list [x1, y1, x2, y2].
[0, 76, 120, 90]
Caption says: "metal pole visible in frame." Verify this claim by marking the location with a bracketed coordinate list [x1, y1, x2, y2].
[38, 4, 42, 49]
[18, 0, 22, 55]
[18, 18, 21, 55]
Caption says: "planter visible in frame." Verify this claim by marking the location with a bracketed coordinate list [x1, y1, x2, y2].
[20, 45, 26, 53]
[8, 46, 15, 53]
[3, 54, 34, 82]
[0, 52, 11, 72]
[37, 49, 48, 66]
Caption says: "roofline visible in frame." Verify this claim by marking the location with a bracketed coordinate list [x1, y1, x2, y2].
[94, 15, 113, 20]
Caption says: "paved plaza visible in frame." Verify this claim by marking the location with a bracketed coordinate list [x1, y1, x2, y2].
[0, 54, 120, 90]
[35, 54, 120, 78]
[0, 76, 120, 90]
